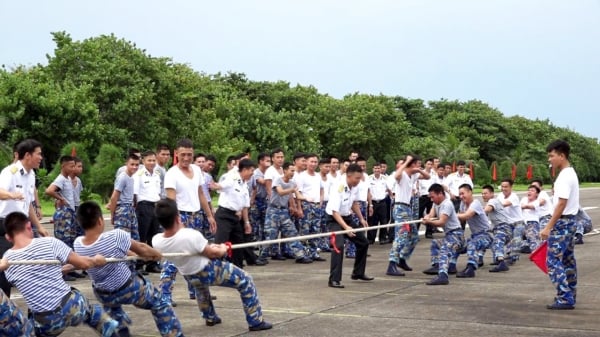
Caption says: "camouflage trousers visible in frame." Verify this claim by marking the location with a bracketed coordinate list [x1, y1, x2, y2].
[523, 220, 542, 250]
[31, 288, 117, 337]
[430, 229, 465, 275]
[250, 197, 267, 242]
[575, 209, 592, 235]
[509, 221, 524, 260]
[466, 231, 493, 268]
[94, 273, 183, 337]
[346, 201, 367, 258]
[0, 288, 34, 336]
[184, 259, 264, 327]
[53, 206, 78, 248]
[300, 201, 323, 259]
[388, 204, 416, 263]
[161, 212, 204, 302]
[547, 216, 577, 306]
[260, 207, 307, 260]
[114, 204, 139, 241]
[491, 223, 513, 261]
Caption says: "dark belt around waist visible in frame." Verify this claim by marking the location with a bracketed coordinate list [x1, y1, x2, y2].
[394, 202, 410, 207]
[33, 288, 76, 318]
[269, 205, 288, 210]
[117, 202, 133, 207]
[372, 199, 385, 204]
[179, 210, 199, 216]
[137, 200, 157, 206]
[217, 207, 238, 214]
[302, 200, 320, 206]
[446, 228, 464, 234]
[560, 214, 576, 220]
[94, 273, 136, 295]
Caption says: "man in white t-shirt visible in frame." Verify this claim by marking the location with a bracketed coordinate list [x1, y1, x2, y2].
[540, 140, 579, 310]
[296, 154, 326, 261]
[153, 198, 273, 331]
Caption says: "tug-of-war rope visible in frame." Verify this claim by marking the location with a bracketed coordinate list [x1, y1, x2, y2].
[6, 219, 430, 265]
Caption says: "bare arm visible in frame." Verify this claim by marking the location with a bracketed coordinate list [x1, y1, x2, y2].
[129, 240, 162, 261]
[66, 251, 106, 270]
[108, 190, 121, 224]
[202, 243, 228, 259]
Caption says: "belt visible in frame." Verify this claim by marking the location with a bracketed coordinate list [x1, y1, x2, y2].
[138, 200, 157, 205]
[179, 210, 199, 216]
[372, 199, 384, 203]
[446, 228, 463, 234]
[117, 202, 133, 207]
[33, 288, 76, 318]
[394, 202, 410, 207]
[560, 214, 576, 220]
[269, 205, 288, 210]
[302, 201, 320, 206]
[218, 207, 238, 214]
[94, 273, 135, 294]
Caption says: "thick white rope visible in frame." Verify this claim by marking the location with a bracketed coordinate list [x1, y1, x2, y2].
[5, 218, 427, 265]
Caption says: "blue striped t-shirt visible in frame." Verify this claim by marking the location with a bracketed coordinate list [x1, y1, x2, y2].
[74, 229, 132, 291]
[4, 237, 72, 312]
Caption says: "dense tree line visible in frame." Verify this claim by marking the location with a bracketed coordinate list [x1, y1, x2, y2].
[1, 32, 599, 198]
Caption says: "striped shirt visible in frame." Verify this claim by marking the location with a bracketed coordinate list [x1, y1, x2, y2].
[4, 237, 72, 312]
[74, 229, 132, 291]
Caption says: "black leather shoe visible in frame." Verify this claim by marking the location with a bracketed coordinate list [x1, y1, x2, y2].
[254, 258, 268, 266]
[546, 303, 574, 310]
[145, 264, 162, 273]
[397, 258, 413, 271]
[312, 256, 327, 262]
[271, 255, 286, 261]
[351, 274, 374, 281]
[63, 274, 76, 282]
[423, 265, 439, 275]
[206, 317, 222, 326]
[328, 281, 345, 288]
[249, 321, 273, 331]
[295, 257, 313, 264]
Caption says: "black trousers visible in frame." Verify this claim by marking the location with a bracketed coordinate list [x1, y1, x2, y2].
[0, 218, 12, 296]
[329, 216, 369, 282]
[135, 201, 159, 268]
[418, 195, 435, 234]
[367, 200, 389, 243]
[214, 207, 244, 268]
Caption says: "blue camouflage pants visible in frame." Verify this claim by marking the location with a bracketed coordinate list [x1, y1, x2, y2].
[31, 288, 117, 337]
[575, 209, 592, 235]
[94, 273, 183, 337]
[510, 221, 524, 260]
[547, 216, 577, 306]
[524, 220, 541, 250]
[466, 232, 493, 268]
[430, 230, 465, 275]
[300, 201, 323, 259]
[53, 206, 78, 248]
[492, 223, 513, 261]
[260, 207, 307, 260]
[250, 197, 267, 242]
[161, 212, 201, 301]
[347, 201, 367, 258]
[388, 204, 416, 263]
[185, 259, 264, 327]
[181, 210, 212, 241]
[0, 288, 34, 336]
[114, 205, 139, 241]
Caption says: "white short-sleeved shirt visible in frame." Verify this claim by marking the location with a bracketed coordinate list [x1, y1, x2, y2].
[320, 175, 331, 202]
[296, 171, 322, 203]
[446, 173, 473, 197]
[50, 173, 75, 210]
[0, 161, 36, 217]
[391, 171, 415, 205]
[164, 165, 204, 212]
[326, 179, 359, 216]
[357, 173, 369, 202]
[74, 229, 132, 291]
[553, 167, 579, 215]
[537, 190, 553, 217]
[520, 197, 540, 222]
[4, 237, 72, 312]
[153, 228, 209, 275]
[217, 170, 250, 212]
[72, 176, 83, 207]
[497, 192, 523, 224]
[133, 167, 161, 203]
[369, 174, 388, 201]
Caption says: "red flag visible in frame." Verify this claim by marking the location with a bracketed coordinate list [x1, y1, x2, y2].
[71, 146, 76, 157]
[492, 162, 497, 181]
[452, 161, 456, 172]
[526, 164, 533, 180]
[511, 163, 517, 180]
[529, 241, 548, 274]
[469, 161, 474, 179]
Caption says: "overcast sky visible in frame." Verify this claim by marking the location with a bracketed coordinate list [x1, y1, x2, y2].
[1, 0, 599, 140]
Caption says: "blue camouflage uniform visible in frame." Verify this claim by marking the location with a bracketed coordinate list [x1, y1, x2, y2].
[460, 199, 492, 269]
[113, 172, 139, 241]
[485, 198, 513, 263]
[428, 199, 465, 276]
[0, 288, 34, 336]
[388, 171, 419, 264]
[51, 174, 78, 248]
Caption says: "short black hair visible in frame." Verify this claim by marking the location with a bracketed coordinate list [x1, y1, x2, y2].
[528, 185, 541, 194]
[127, 153, 140, 161]
[459, 183, 472, 191]
[293, 152, 306, 161]
[456, 160, 466, 166]
[428, 183, 445, 194]
[257, 152, 270, 162]
[76, 201, 103, 230]
[4, 212, 29, 238]
[238, 158, 256, 171]
[304, 153, 318, 160]
[482, 184, 494, 192]
[155, 198, 179, 230]
[346, 163, 363, 175]
[60, 155, 74, 164]
[531, 179, 543, 187]
[319, 158, 331, 165]
[205, 154, 217, 163]
[156, 143, 170, 152]
[15, 139, 42, 160]
[142, 150, 156, 158]
[176, 138, 193, 150]
[546, 139, 570, 159]
[193, 152, 206, 161]
[73, 156, 82, 164]
[355, 156, 367, 163]
[282, 162, 293, 171]
[501, 178, 514, 186]
[270, 148, 284, 157]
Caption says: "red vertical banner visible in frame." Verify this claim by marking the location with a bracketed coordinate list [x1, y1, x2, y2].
[71, 146, 77, 157]
[492, 162, 497, 181]
[551, 165, 556, 178]
[173, 150, 178, 165]
[511, 163, 517, 180]
[452, 161, 456, 172]
[526, 164, 533, 180]
[469, 161, 474, 179]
